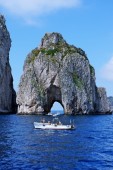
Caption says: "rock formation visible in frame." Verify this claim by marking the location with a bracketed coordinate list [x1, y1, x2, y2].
[17, 32, 110, 114]
[108, 96, 113, 112]
[0, 15, 16, 113]
[96, 88, 110, 113]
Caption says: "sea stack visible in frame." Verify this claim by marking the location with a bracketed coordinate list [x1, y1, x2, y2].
[17, 32, 110, 114]
[108, 96, 113, 112]
[0, 15, 16, 113]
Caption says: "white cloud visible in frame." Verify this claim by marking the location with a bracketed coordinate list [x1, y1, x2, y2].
[101, 57, 113, 81]
[0, 0, 81, 17]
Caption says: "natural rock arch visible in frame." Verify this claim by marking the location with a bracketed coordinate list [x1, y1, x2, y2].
[51, 101, 64, 112]
[17, 32, 110, 115]
[43, 85, 64, 113]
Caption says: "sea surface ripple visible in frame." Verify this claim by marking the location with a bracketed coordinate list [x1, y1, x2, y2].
[0, 114, 113, 170]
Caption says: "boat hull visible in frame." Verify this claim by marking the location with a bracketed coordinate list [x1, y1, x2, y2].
[34, 122, 74, 130]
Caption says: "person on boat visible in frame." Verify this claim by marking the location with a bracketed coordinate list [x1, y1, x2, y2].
[41, 118, 45, 123]
[48, 121, 51, 125]
[58, 121, 62, 125]
[71, 124, 75, 129]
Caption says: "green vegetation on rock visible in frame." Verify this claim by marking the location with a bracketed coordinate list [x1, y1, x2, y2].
[72, 72, 84, 89]
[26, 49, 39, 64]
[40, 48, 46, 54]
[27, 55, 37, 64]
[26, 37, 88, 65]
[40, 48, 60, 56]
[90, 65, 95, 75]
[46, 49, 59, 56]
[32, 49, 40, 56]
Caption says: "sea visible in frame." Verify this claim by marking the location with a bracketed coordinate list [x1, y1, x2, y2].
[0, 112, 113, 170]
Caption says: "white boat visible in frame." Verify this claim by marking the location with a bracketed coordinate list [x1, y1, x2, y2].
[34, 122, 75, 130]
[47, 112, 64, 116]
[47, 112, 53, 116]
[53, 112, 62, 117]
[34, 117, 75, 130]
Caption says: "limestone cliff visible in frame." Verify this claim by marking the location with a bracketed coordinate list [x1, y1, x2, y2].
[108, 96, 113, 112]
[17, 32, 110, 114]
[0, 15, 16, 113]
[96, 88, 110, 113]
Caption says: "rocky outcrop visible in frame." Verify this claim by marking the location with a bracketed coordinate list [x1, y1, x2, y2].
[0, 15, 16, 113]
[17, 32, 110, 114]
[108, 96, 113, 112]
[96, 88, 110, 113]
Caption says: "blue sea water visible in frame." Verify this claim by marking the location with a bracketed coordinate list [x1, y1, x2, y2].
[0, 113, 113, 170]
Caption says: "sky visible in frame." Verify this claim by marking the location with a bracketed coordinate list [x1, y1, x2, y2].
[0, 0, 113, 110]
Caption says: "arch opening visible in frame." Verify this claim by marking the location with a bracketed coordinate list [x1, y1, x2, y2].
[43, 85, 65, 114]
[51, 101, 64, 114]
